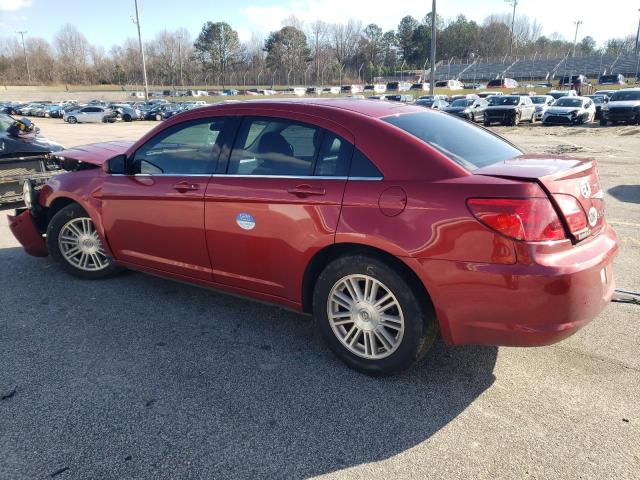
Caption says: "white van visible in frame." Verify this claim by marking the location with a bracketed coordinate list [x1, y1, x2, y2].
[434, 79, 464, 90]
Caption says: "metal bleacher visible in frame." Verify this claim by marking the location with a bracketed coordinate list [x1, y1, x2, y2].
[435, 53, 640, 82]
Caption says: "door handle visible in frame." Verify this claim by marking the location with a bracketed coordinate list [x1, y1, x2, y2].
[287, 184, 326, 197]
[172, 181, 199, 192]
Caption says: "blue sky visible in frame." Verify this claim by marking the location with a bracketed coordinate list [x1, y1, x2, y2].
[1, 0, 639, 48]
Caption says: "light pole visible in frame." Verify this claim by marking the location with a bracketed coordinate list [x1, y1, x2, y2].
[429, 0, 436, 95]
[177, 33, 184, 88]
[568, 20, 582, 91]
[505, 0, 518, 57]
[132, 0, 149, 102]
[634, 8, 640, 54]
[16, 31, 31, 83]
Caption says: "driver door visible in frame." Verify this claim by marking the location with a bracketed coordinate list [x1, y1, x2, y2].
[101, 117, 229, 280]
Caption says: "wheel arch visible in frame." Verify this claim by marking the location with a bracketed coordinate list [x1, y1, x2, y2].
[301, 242, 434, 315]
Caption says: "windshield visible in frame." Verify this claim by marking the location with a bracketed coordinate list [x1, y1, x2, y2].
[554, 98, 583, 107]
[589, 96, 605, 104]
[383, 112, 521, 171]
[531, 97, 548, 104]
[416, 100, 434, 107]
[611, 90, 640, 101]
[450, 99, 473, 107]
[0, 114, 13, 132]
[488, 96, 519, 106]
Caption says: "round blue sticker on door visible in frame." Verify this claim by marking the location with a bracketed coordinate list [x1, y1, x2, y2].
[236, 212, 256, 230]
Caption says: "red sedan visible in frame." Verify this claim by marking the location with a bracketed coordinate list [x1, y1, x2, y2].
[9, 99, 618, 375]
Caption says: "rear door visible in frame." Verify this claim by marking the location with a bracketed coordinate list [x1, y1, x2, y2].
[204, 114, 354, 302]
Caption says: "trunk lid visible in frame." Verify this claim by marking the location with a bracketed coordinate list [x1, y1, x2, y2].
[474, 154, 605, 241]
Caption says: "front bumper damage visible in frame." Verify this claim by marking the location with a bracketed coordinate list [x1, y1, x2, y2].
[8, 208, 48, 257]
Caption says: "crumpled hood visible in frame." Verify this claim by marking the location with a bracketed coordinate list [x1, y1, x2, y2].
[545, 107, 581, 115]
[56, 141, 134, 166]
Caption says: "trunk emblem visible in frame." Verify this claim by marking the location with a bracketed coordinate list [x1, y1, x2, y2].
[580, 181, 592, 198]
[588, 207, 598, 227]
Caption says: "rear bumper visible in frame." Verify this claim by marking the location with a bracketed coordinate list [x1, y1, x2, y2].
[8, 209, 48, 257]
[408, 225, 619, 347]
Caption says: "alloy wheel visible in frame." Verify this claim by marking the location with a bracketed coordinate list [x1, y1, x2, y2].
[327, 274, 405, 360]
[58, 217, 109, 271]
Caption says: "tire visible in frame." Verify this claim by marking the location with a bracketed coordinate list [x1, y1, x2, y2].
[313, 254, 438, 376]
[511, 113, 520, 126]
[123, 114, 132, 122]
[600, 117, 608, 126]
[530, 112, 536, 123]
[67, 116, 77, 124]
[483, 120, 490, 127]
[46, 204, 119, 280]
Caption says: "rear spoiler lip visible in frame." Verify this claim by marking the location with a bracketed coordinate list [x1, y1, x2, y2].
[473, 156, 595, 182]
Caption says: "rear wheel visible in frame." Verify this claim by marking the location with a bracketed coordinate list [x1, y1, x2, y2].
[313, 255, 437, 376]
[47, 204, 119, 280]
[123, 114, 132, 122]
[67, 116, 77, 124]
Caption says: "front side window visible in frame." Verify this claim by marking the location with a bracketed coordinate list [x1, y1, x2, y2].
[133, 118, 225, 175]
[383, 112, 522, 171]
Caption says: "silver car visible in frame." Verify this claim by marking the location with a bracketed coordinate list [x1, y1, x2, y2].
[531, 95, 555, 120]
[63, 106, 117, 124]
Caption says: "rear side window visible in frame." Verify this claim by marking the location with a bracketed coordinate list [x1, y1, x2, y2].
[314, 132, 352, 176]
[349, 149, 382, 178]
[383, 112, 521, 171]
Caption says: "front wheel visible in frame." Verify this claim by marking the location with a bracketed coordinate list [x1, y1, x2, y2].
[600, 117, 608, 126]
[313, 255, 437, 376]
[47, 204, 120, 280]
[67, 116, 77, 124]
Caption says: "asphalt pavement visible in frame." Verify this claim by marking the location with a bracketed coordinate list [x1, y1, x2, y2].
[0, 124, 638, 479]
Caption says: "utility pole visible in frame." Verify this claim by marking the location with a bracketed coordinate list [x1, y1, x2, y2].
[635, 8, 640, 54]
[505, 0, 518, 57]
[429, 0, 436, 95]
[177, 33, 184, 87]
[567, 20, 582, 91]
[133, 0, 149, 102]
[16, 31, 31, 83]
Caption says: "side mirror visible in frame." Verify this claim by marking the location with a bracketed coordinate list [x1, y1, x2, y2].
[104, 154, 127, 174]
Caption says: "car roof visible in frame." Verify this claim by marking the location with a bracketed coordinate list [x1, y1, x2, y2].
[193, 98, 424, 119]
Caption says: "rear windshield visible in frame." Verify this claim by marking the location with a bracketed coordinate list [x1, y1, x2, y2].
[383, 112, 521, 171]
[600, 75, 619, 82]
[531, 96, 548, 104]
[610, 90, 640, 101]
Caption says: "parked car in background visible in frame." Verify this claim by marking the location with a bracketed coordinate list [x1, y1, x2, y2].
[547, 90, 578, 100]
[434, 79, 464, 90]
[558, 75, 587, 89]
[364, 84, 386, 93]
[385, 94, 414, 103]
[593, 89, 616, 99]
[410, 82, 430, 92]
[8, 99, 618, 375]
[484, 95, 536, 126]
[542, 96, 596, 125]
[531, 95, 555, 120]
[63, 106, 117, 124]
[486, 78, 519, 89]
[415, 97, 449, 109]
[585, 95, 608, 120]
[598, 74, 625, 86]
[111, 104, 143, 122]
[477, 91, 504, 98]
[599, 88, 640, 125]
[443, 97, 488, 122]
[341, 85, 364, 94]
[306, 87, 322, 95]
[450, 94, 479, 101]
[386, 81, 411, 92]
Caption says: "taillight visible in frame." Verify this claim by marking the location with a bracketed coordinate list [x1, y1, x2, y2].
[467, 198, 566, 242]
[552, 194, 588, 235]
